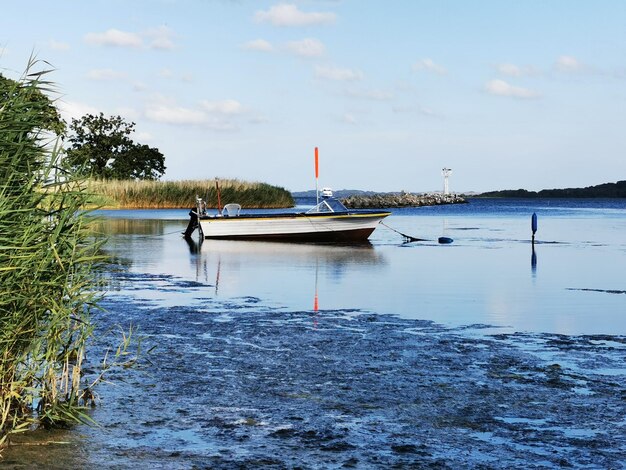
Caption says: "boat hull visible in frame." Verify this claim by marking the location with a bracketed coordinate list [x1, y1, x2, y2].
[198, 211, 390, 242]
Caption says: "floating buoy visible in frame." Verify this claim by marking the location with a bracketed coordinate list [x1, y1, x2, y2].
[438, 237, 453, 244]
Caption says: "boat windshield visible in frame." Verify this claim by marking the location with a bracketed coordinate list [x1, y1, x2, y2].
[306, 198, 349, 214]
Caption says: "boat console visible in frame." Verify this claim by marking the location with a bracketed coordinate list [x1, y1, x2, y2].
[306, 198, 349, 214]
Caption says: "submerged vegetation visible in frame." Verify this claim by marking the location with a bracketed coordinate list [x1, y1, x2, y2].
[87, 178, 294, 209]
[0, 61, 102, 447]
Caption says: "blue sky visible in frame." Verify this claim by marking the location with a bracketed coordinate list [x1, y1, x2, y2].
[2, 1, 625, 192]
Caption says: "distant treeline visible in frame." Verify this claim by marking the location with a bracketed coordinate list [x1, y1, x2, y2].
[478, 180, 626, 198]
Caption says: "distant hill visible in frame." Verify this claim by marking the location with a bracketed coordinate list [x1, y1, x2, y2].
[478, 180, 626, 198]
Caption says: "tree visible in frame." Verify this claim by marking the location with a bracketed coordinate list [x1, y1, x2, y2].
[0, 71, 65, 136]
[110, 144, 165, 180]
[65, 113, 165, 180]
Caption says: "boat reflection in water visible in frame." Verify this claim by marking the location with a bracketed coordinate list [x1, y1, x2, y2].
[184, 238, 387, 311]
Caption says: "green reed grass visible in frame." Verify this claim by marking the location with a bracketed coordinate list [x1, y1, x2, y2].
[87, 178, 294, 209]
[0, 60, 103, 447]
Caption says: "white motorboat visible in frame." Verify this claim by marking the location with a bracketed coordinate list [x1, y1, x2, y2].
[184, 196, 390, 242]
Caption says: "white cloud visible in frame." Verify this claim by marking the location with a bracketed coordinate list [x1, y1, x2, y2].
[413, 58, 446, 75]
[145, 102, 207, 126]
[496, 63, 540, 77]
[242, 39, 274, 52]
[86, 68, 127, 81]
[159, 68, 174, 78]
[392, 104, 438, 117]
[485, 79, 539, 99]
[345, 88, 394, 101]
[556, 55, 584, 72]
[58, 100, 100, 123]
[315, 65, 363, 81]
[84, 27, 176, 50]
[342, 113, 357, 124]
[158, 69, 194, 83]
[135, 131, 153, 142]
[496, 63, 520, 77]
[48, 40, 70, 51]
[201, 99, 244, 115]
[286, 38, 325, 58]
[115, 107, 140, 120]
[84, 29, 143, 48]
[254, 4, 336, 27]
[248, 115, 270, 125]
[144, 97, 244, 131]
[146, 26, 175, 50]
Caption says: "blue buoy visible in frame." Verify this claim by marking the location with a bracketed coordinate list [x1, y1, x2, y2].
[438, 237, 453, 244]
[531, 212, 538, 244]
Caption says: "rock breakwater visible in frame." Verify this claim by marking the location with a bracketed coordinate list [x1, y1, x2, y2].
[342, 192, 466, 208]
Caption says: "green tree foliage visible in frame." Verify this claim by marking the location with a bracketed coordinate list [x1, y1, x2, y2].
[0, 70, 65, 136]
[111, 143, 165, 180]
[65, 113, 165, 180]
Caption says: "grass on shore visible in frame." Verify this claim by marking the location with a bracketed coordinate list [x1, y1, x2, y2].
[87, 178, 294, 209]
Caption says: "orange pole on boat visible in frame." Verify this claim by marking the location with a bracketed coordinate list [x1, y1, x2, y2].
[315, 147, 319, 205]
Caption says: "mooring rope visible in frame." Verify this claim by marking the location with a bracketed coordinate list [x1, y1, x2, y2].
[380, 221, 428, 243]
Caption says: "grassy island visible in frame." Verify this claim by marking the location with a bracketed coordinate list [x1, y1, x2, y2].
[87, 179, 294, 209]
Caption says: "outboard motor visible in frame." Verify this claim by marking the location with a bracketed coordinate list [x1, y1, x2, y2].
[183, 197, 206, 238]
[183, 209, 198, 239]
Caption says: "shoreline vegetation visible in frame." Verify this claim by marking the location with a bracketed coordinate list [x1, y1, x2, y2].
[86, 179, 625, 211]
[86, 179, 294, 209]
[1, 62, 102, 448]
[1, 60, 139, 454]
[88, 180, 467, 210]
[88, 180, 472, 210]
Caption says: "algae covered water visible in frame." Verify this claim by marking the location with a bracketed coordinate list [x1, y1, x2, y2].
[3, 198, 625, 468]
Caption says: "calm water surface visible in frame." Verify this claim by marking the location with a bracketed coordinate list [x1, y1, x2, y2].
[4, 198, 625, 469]
[96, 198, 626, 336]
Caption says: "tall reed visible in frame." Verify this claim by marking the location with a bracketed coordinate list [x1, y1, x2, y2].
[0, 61, 102, 447]
[87, 178, 294, 209]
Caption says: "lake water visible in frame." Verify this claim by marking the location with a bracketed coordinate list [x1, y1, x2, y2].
[97, 198, 626, 336]
[3, 198, 625, 469]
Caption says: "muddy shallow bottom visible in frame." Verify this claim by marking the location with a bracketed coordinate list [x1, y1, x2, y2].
[3, 271, 626, 469]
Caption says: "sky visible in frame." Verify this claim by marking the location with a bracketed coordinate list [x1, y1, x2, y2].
[1, 1, 625, 193]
